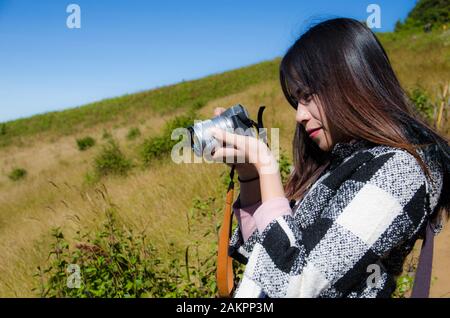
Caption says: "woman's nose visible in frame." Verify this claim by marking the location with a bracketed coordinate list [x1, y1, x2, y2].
[295, 104, 312, 124]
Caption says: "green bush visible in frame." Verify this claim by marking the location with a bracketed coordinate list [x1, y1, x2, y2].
[409, 87, 434, 122]
[191, 99, 206, 111]
[8, 168, 27, 181]
[34, 211, 163, 297]
[94, 140, 132, 177]
[140, 136, 168, 163]
[392, 274, 415, 298]
[34, 192, 224, 297]
[140, 112, 197, 165]
[83, 171, 100, 186]
[126, 127, 141, 140]
[391, 252, 418, 298]
[76, 136, 96, 151]
[278, 151, 293, 185]
[0, 123, 6, 136]
[395, 0, 449, 32]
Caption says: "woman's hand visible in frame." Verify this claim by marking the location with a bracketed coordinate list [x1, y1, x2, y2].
[210, 107, 285, 203]
[209, 126, 277, 175]
[211, 107, 259, 180]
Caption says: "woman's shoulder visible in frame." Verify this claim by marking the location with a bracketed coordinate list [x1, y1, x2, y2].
[363, 143, 443, 175]
[330, 139, 422, 170]
[356, 142, 441, 172]
[357, 143, 444, 208]
[358, 141, 416, 159]
[332, 141, 424, 178]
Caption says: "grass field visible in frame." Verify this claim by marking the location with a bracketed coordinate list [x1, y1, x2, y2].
[0, 29, 448, 297]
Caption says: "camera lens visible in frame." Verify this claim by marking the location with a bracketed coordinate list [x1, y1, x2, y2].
[187, 104, 254, 157]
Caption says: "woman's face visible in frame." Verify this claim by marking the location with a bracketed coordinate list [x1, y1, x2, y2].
[295, 95, 347, 152]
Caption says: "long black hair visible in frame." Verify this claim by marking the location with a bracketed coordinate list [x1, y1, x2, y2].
[279, 18, 449, 218]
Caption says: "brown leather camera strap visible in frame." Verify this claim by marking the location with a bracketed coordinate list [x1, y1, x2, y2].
[217, 166, 235, 297]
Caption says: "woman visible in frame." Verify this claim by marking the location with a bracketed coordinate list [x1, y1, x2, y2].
[209, 18, 449, 298]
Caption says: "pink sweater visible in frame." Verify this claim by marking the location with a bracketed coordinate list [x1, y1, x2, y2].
[232, 196, 292, 241]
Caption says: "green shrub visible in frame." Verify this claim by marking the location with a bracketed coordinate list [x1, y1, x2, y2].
[0, 123, 6, 136]
[392, 274, 415, 298]
[94, 140, 132, 177]
[391, 250, 428, 298]
[34, 192, 224, 297]
[76, 136, 96, 151]
[395, 0, 450, 32]
[34, 212, 163, 297]
[409, 87, 434, 122]
[191, 99, 206, 110]
[140, 112, 197, 165]
[83, 171, 100, 186]
[140, 136, 168, 163]
[278, 151, 293, 185]
[392, 258, 419, 298]
[8, 168, 27, 181]
[126, 127, 141, 140]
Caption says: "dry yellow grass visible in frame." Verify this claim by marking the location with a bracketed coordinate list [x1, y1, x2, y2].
[0, 80, 296, 297]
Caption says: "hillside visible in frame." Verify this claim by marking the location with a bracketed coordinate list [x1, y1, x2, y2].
[395, 0, 449, 32]
[0, 25, 449, 296]
[0, 61, 279, 148]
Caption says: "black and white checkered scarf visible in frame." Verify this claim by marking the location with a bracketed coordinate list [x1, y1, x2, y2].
[229, 139, 445, 298]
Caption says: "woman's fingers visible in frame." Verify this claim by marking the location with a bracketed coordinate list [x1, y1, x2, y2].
[209, 127, 246, 149]
[211, 147, 246, 163]
[209, 127, 273, 170]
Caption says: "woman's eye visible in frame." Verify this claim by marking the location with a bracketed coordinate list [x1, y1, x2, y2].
[299, 94, 312, 104]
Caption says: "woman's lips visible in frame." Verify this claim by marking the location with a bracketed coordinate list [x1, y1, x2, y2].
[308, 127, 322, 138]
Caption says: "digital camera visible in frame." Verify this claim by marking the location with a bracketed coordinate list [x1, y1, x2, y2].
[187, 104, 257, 157]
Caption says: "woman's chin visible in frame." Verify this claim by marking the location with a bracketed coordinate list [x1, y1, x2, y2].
[311, 133, 331, 152]
[318, 139, 335, 152]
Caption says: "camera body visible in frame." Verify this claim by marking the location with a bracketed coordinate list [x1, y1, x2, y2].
[187, 104, 256, 157]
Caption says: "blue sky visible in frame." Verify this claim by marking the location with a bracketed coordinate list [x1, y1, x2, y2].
[0, 0, 417, 122]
